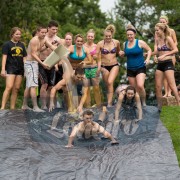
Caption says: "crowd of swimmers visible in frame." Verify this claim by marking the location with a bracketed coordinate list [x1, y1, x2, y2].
[1, 17, 180, 147]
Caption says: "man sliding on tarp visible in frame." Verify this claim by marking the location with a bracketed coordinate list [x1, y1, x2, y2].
[65, 110, 119, 148]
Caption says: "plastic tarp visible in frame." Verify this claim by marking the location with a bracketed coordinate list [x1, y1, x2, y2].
[0, 106, 180, 180]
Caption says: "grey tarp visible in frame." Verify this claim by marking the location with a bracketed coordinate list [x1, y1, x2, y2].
[0, 106, 180, 180]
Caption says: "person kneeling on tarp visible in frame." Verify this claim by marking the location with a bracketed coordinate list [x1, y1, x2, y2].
[114, 85, 142, 123]
[65, 110, 118, 148]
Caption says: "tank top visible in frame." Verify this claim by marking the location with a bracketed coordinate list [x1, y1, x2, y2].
[124, 39, 144, 70]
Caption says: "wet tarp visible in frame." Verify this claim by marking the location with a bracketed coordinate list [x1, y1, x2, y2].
[0, 106, 180, 180]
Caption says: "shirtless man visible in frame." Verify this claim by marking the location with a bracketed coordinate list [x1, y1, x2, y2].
[39, 20, 64, 109]
[22, 25, 56, 112]
[65, 110, 118, 148]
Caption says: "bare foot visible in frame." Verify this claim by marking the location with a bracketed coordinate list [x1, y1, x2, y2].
[33, 107, 45, 112]
[22, 105, 32, 110]
[167, 94, 173, 97]
[163, 94, 168, 97]
[41, 106, 48, 110]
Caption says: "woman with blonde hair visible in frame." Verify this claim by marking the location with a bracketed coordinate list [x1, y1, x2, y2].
[79, 29, 101, 110]
[96, 24, 120, 107]
[153, 23, 179, 111]
[157, 15, 178, 97]
[119, 24, 152, 106]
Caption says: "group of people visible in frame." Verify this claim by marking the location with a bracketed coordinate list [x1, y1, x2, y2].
[0, 17, 180, 146]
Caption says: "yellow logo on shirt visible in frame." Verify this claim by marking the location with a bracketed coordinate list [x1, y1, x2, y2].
[16, 48, 21, 55]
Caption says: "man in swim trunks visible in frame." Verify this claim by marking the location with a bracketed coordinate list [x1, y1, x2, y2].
[22, 25, 56, 112]
[65, 110, 118, 148]
[39, 20, 64, 109]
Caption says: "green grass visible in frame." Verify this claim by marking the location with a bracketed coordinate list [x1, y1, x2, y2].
[160, 106, 180, 167]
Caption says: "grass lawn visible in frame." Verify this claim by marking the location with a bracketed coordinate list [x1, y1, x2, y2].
[160, 106, 180, 167]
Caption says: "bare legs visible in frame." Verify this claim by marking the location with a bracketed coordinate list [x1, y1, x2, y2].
[128, 73, 146, 106]
[101, 66, 119, 106]
[155, 69, 179, 110]
[1, 75, 22, 109]
[163, 56, 176, 97]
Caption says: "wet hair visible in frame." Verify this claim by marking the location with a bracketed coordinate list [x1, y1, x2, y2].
[10, 27, 22, 38]
[83, 110, 94, 117]
[125, 85, 136, 94]
[75, 66, 84, 75]
[126, 24, 136, 34]
[155, 23, 170, 37]
[36, 25, 47, 32]
[87, 29, 95, 36]
[74, 34, 84, 42]
[48, 20, 58, 28]
[159, 15, 169, 23]
[65, 32, 73, 39]
[104, 24, 116, 36]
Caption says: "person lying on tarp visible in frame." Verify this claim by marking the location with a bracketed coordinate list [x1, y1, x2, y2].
[65, 110, 118, 148]
[49, 66, 87, 112]
[114, 85, 142, 123]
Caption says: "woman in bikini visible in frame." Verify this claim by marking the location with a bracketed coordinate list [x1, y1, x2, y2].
[119, 24, 152, 107]
[153, 23, 179, 111]
[157, 16, 178, 97]
[78, 29, 101, 111]
[96, 24, 120, 107]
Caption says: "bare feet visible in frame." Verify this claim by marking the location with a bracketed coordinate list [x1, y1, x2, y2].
[163, 94, 168, 97]
[21, 105, 32, 110]
[33, 107, 45, 112]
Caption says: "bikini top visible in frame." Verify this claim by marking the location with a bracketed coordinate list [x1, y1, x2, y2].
[157, 44, 171, 51]
[69, 45, 86, 60]
[90, 48, 96, 56]
[101, 41, 117, 54]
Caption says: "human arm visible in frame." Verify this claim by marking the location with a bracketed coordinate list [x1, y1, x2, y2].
[65, 125, 79, 148]
[139, 40, 152, 65]
[82, 47, 92, 65]
[158, 36, 178, 61]
[45, 40, 57, 51]
[114, 94, 123, 121]
[119, 42, 125, 57]
[116, 40, 121, 54]
[171, 29, 178, 47]
[1, 54, 7, 77]
[98, 125, 118, 144]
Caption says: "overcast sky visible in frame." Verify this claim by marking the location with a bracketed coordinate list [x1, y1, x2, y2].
[99, 0, 116, 12]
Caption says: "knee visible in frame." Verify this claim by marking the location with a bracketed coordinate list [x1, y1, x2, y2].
[136, 85, 144, 92]
[5, 86, 13, 92]
[107, 80, 113, 87]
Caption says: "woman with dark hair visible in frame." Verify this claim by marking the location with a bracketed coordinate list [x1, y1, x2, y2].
[114, 85, 142, 122]
[119, 24, 152, 107]
[1, 27, 27, 109]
